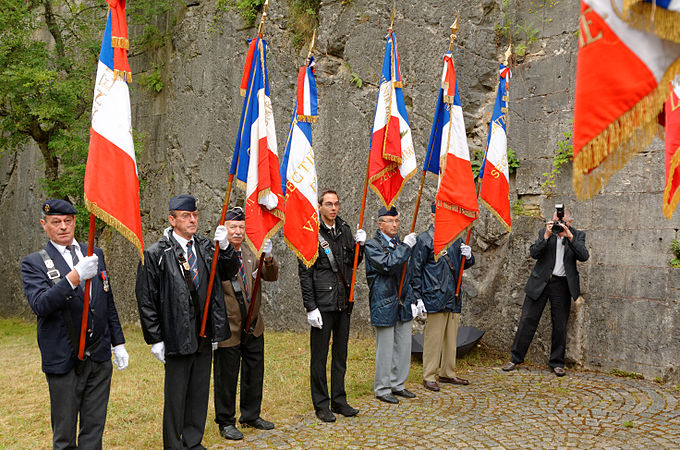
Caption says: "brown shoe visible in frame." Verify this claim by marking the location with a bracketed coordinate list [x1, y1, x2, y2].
[439, 376, 469, 385]
[423, 380, 440, 391]
[501, 361, 518, 372]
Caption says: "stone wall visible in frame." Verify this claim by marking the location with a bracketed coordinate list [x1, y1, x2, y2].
[3, 0, 680, 382]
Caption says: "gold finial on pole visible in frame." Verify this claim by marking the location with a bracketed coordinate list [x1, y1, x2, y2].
[306, 28, 317, 62]
[449, 15, 460, 51]
[503, 44, 512, 65]
[258, 0, 270, 37]
[389, 0, 396, 30]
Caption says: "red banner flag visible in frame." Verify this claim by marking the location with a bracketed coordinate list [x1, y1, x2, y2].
[664, 80, 680, 218]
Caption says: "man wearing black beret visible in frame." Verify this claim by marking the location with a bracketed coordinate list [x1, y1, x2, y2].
[21, 199, 128, 449]
[136, 194, 239, 449]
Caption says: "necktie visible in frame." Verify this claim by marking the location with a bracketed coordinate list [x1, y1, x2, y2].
[186, 241, 199, 290]
[67, 244, 79, 266]
[237, 251, 250, 302]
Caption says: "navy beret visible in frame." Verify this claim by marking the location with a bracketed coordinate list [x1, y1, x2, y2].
[431, 201, 437, 213]
[224, 207, 245, 221]
[42, 199, 77, 215]
[378, 205, 398, 217]
[169, 194, 197, 211]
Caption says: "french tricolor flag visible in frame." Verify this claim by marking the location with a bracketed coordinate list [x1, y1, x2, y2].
[84, 0, 143, 260]
[231, 37, 284, 254]
[426, 51, 478, 259]
[573, 0, 680, 199]
[479, 64, 512, 231]
[663, 79, 680, 218]
[368, 30, 417, 209]
[281, 58, 319, 268]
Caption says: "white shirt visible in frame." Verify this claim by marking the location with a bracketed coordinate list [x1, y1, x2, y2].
[172, 230, 195, 259]
[552, 237, 567, 277]
[51, 240, 85, 290]
[380, 231, 396, 248]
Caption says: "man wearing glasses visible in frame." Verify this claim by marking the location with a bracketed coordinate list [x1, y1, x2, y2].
[136, 194, 239, 449]
[298, 190, 366, 422]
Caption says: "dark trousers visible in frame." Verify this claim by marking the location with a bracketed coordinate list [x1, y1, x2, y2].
[213, 334, 265, 427]
[310, 310, 351, 411]
[163, 347, 212, 450]
[45, 359, 113, 450]
[510, 276, 572, 368]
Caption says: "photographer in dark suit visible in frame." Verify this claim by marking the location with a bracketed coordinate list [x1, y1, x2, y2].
[502, 205, 589, 376]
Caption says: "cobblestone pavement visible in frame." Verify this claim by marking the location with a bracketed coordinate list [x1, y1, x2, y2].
[212, 366, 680, 449]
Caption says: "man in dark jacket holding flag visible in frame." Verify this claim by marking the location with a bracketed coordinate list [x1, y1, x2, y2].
[409, 202, 474, 392]
[365, 206, 419, 404]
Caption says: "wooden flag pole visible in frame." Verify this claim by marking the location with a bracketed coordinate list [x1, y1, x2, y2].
[244, 253, 266, 333]
[396, 170, 426, 300]
[78, 213, 96, 360]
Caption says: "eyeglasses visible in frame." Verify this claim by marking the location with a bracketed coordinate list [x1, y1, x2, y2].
[322, 202, 340, 208]
[177, 211, 199, 220]
[380, 218, 399, 224]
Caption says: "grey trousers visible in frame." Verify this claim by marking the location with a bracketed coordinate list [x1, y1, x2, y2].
[45, 359, 113, 450]
[374, 320, 413, 396]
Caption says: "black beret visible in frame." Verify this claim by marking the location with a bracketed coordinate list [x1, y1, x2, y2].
[431, 201, 437, 213]
[42, 199, 77, 215]
[378, 205, 398, 217]
[169, 194, 197, 211]
[224, 207, 245, 221]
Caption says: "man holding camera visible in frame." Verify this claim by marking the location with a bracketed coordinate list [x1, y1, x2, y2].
[502, 205, 589, 376]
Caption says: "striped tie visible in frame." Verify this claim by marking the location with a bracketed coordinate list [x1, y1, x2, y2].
[238, 250, 249, 302]
[186, 241, 199, 290]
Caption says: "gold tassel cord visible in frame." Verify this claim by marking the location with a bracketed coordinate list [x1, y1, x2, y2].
[296, 114, 318, 123]
[623, 1, 680, 43]
[111, 36, 130, 50]
[573, 58, 680, 200]
[662, 145, 680, 218]
[84, 197, 144, 264]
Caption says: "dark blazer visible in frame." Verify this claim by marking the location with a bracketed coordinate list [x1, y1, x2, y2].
[21, 242, 125, 374]
[524, 227, 589, 301]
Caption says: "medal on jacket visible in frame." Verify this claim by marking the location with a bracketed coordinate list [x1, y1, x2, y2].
[177, 253, 191, 271]
[321, 241, 330, 255]
[101, 270, 110, 292]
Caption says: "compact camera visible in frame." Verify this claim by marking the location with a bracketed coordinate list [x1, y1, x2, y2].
[552, 203, 566, 235]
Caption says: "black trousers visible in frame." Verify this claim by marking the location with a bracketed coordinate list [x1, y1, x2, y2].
[213, 334, 265, 427]
[45, 359, 112, 450]
[163, 347, 212, 450]
[310, 310, 351, 411]
[510, 276, 572, 368]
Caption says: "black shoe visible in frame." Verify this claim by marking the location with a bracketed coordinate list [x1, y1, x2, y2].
[376, 393, 399, 404]
[219, 424, 243, 441]
[392, 389, 416, 399]
[242, 417, 275, 430]
[331, 404, 359, 417]
[315, 408, 336, 422]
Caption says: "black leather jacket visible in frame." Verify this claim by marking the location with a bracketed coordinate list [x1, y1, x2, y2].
[298, 217, 364, 313]
[136, 228, 238, 355]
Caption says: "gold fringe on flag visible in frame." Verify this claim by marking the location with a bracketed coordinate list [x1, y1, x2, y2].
[296, 114, 318, 123]
[573, 58, 680, 200]
[111, 36, 130, 50]
[284, 235, 319, 268]
[663, 145, 680, 218]
[244, 218, 284, 257]
[435, 199, 478, 219]
[113, 69, 132, 82]
[480, 198, 512, 232]
[623, 0, 680, 43]
[240, 88, 247, 97]
[84, 197, 144, 264]
[443, 95, 455, 104]
[368, 162, 417, 209]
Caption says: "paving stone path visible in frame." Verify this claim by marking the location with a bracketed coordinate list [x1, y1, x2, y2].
[212, 366, 680, 448]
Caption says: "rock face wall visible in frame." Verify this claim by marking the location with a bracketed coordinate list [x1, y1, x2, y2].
[4, 0, 680, 381]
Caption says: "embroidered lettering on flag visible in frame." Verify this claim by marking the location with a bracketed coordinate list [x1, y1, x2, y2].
[231, 37, 285, 254]
[84, 0, 143, 261]
[479, 64, 512, 232]
[573, 0, 680, 200]
[281, 58, 319, 268]
[368, 30, 417, 208]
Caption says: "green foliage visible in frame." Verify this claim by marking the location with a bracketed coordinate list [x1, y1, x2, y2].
[507, 147, 520, 174]
[541, 130, 573, 196]
[495, 0, 542, 60]
[215, 0, 266, 28]
[512, 199, 539, 217]
[670, 238, 680, 268]
[622, 421, 634, 428]
[140, 64, 165, 93]
[289, 0, 321, 49]
[470, 147, 520, 178]
[350, 73, 363, 88]
[610, 368, 644, 380]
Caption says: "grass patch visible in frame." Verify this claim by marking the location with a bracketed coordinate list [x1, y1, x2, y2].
[622, 420, 634, 428]
[610, 368, 644, 380]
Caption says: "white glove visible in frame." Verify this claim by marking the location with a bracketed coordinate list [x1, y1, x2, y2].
[416, 298, 426, 318]
[212, 342, 218, 351]
[403, 232, 417, 248]
[151, 341, 165, 364]
[262, 239, 273, 257]
[411, 303, 418, 317]
[355, 227, 367, 244]
[460, 244, 472, 258]
[307, 308, 323, 329]
[214, 225, 229, 250]
[74, 255, 99, 281]
[112, 344, 129, 370]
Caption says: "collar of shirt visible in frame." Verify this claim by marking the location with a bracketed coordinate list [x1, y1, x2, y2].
[320, 220, 336, 234]
[51, 240, 83, 269]
[172, 230, 194, 257]
[380, 231, 396, 247]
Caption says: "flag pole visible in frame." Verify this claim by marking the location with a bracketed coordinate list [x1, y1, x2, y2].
[453, 43, 512, 302]
[200, 0, 270, 339]
[78, 213, 96, 360]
